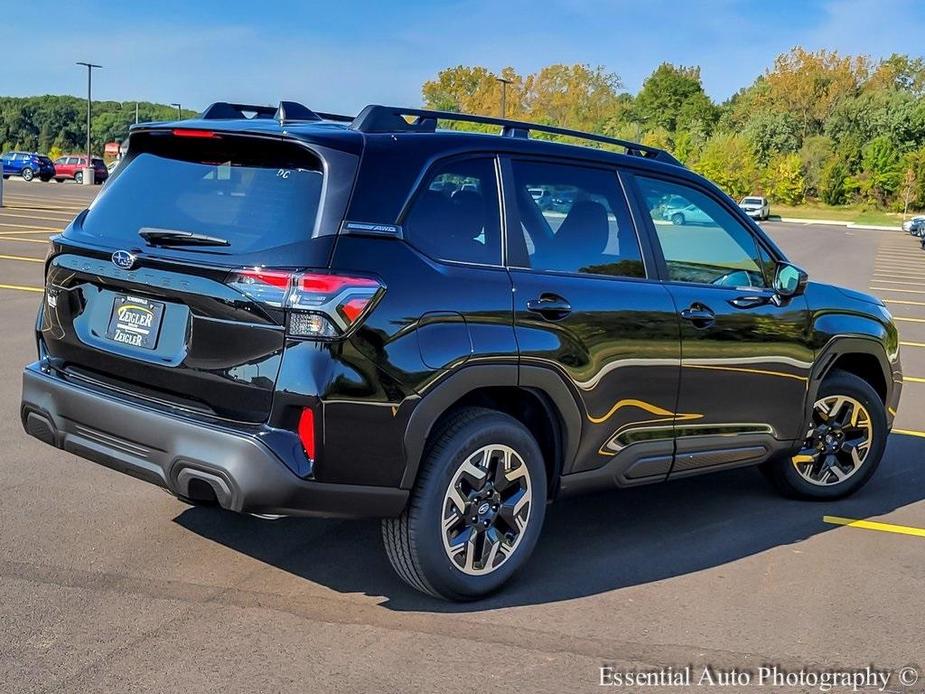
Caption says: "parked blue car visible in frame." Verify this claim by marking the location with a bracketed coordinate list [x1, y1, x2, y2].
[1, 151, 56, 182]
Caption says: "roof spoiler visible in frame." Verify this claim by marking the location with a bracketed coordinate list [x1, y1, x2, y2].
[197, 101, 354, 125]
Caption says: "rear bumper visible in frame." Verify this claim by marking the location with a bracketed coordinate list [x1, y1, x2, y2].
[20, 362, 408, 518]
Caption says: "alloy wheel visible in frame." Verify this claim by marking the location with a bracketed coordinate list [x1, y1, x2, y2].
[441, 444, 532, 576]
[792, 395, 873, 486]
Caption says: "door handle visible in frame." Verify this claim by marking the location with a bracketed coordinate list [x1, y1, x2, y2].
[728, 294, 770, 309]
[526, 293, 572, 320]
[680, 303, 715, 328]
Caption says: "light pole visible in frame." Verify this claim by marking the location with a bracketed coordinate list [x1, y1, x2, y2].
[135, 101, 139, 124]
[496, 77, 513, 119]
[171, 103, 182, 120]
[76, 62, 102, 163]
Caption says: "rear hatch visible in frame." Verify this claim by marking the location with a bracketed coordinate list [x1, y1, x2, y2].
[42, 128, 346, 422]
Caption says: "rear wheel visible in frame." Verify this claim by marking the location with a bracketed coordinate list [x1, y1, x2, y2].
[40, 176, 50, 183]
[21, 167, 33, 182]
[671, 212, 685, 225]
[382, 408, 546, 600]
[75, 171, 83, 184]
[762, 370, 886, 499]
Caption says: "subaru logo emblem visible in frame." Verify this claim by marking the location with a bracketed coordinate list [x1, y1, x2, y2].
[111, 250, 136, 270]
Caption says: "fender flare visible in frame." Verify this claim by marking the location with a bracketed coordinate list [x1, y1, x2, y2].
[805, 335, 893, 419]
[400, 364, 583, 489]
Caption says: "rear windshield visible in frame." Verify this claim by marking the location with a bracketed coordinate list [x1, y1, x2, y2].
[742, 197, 763, 204]
[71, 133, 324, 255]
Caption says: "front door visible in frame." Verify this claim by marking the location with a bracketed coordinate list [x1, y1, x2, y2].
[631, 174, 815, 478]
[504, 158, 682, 483]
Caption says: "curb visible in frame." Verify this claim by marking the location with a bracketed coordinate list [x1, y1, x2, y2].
[776, 217, 901, 231]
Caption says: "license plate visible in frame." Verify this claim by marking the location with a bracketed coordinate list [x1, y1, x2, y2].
[105, 295, 165, 350]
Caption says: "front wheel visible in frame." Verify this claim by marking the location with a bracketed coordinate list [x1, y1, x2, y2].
[382, 408, 547, 600]
[762, 370, 886, 499]
[21, 167, 33, 182]
[671, 212, 685, 225]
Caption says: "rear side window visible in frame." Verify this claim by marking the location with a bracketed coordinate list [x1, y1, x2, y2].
[511, 160, 644, 278]
[73, 134, 323, 254]
[402, 157, 501, 265]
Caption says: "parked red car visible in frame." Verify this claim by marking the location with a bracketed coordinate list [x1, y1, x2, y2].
[53, 155, 109, 184]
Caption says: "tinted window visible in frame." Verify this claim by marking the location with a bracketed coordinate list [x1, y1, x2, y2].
[637, 176, 767, 287]
[511, 160, 644, 278]
[403, 157, 501, 265]
[72, 135, 324, 254]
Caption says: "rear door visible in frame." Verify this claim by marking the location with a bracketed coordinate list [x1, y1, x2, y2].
[629, 173, 814, 476]
[42, 130, 351, 422]
[504, 157, 682, 482]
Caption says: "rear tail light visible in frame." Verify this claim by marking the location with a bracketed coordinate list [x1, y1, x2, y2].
[226, 269, 384, 339]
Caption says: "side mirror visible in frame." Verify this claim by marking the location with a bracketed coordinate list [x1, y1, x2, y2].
[773, 262, 808, 298]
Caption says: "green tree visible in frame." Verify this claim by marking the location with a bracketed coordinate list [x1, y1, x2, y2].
[692, 133, 758, 199]
[743, 111, 801, 164]
[799, 135, 835, 197]
[633, 63, 718, 134]
[820, 158, 848, 205]
[851, 135, 903, 205]
[762, 152, 805, 204]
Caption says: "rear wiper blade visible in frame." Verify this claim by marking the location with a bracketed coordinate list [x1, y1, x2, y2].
[139, 228, 230, 247]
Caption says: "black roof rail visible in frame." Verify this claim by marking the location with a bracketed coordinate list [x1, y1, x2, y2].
[198, 101, 355, 124]
[349, 105, 682, 166]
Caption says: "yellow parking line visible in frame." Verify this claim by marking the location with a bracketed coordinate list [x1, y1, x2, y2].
[900, 341, 925, 348]
[873, 271, 925, 279]
[870, 279, 925, 285]
[884, 298, 925, 306]
[3, 204, 86, 214]
[0, 254, 43, 263]
[870, 285, 925, 293]
[0, 236, 51, 244]
[0, 229, 57, 236]
[893, 316, 925, 324]
[893, 428, 925, 438]
[0, 282, 43, 293]
[904, 375, 925, 382]
[0, 222, 57, 230]
[875, 262, 925, 270]
[0, 211, 74, 223]
[823, 516, 925, 539]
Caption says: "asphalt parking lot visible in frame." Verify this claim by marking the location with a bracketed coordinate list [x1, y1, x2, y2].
[1, 178, 923, 692]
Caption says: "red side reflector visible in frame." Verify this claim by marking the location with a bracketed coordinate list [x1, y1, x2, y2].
[297, 408, 316, 460]
[172, 128, 216, 138]
[340, 298, 370, 322]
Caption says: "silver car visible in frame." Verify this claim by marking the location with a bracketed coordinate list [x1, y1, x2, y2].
[739, 196, 770, 220]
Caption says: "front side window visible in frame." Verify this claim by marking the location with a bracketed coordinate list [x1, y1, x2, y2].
[511, 160, 644, 278]
[636, 176, 768, 287]
[403, 157, 501, 265]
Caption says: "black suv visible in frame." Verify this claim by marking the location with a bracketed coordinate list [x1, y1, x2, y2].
[21, 101, 903, 600]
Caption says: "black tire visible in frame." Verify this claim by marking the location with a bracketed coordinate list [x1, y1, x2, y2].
[671, 212, 685, 225]
[40, 176, 50, 183]
[21, 167, 33, 182]
[74, 171, 83, 184]
[762, 370, 887, 500]
[382, 407, 547, 600]
[2, 174, 9, 180]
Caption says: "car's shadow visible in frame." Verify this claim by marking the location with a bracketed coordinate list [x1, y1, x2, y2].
[173, 434, 925, 613]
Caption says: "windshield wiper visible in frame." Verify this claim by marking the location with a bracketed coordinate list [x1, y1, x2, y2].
[139, 228, 230, 247]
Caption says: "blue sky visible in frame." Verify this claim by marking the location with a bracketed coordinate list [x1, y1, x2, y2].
[4, 0, 924, 113]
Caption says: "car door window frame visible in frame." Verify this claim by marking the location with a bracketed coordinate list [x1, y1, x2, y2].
[499, 154, 657, 282]
[396, 153, 507, 269]
[623, 169, 784, 289]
